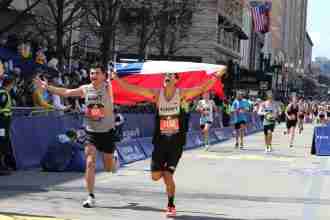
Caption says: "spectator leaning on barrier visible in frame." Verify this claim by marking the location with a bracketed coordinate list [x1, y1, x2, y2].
[0, 74, 16, 175]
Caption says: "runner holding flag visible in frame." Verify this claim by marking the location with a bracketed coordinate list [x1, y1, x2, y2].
[111, 66, 226, 217]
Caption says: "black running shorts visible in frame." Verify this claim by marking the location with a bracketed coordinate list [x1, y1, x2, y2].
[286, 120, 297, 129]
[151, 136, 183, 174]
[263, 124, 275, 135]
[234, 121, 246, 130]
[85, 129, 116, 154]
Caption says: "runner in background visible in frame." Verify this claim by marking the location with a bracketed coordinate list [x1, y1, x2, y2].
[258, 91, 278, 153]
[231, 91, 250, 149]
[196, 92, 217, 150]
[318, 105, 327, 125]
[312, 103, 319, 123]
[286, 96, 299, 148]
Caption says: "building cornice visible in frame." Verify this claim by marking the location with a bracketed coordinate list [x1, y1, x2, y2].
[214, 43, 241, 60]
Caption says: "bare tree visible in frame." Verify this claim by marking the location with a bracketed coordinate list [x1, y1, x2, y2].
[0, 0, 42, 35]
[32, 0, 86, 70]
[82, 0, 122, 67]
[152, 0, 200, 58]
[119, 0, 160, 60]
[0, 0, 13, 9]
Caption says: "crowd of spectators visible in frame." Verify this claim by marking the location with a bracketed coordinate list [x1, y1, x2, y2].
[0, 34, 289, 119]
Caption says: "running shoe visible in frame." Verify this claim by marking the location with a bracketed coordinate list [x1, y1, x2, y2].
[166, 206, 177, 218]
[235, 143, 239, 149]
[289, 144, 294, 148]
[82, 195, 95, 208]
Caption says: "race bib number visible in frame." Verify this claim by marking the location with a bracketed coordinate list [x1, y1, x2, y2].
[0, 129, 5, 137]
[85, 106, 105, 121]
[160, 117, 179, 134]
[289, 115, 296, 120]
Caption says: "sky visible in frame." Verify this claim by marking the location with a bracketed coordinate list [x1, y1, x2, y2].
[307, 0, 330, 60]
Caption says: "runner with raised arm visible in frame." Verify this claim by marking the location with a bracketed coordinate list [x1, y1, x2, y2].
[112, 67, 226, 217]
[34, 63, 118, 208]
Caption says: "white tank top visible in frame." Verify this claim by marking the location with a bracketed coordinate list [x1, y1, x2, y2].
[158, 89, 181, 135]
[82, 82, 115, 132]
[158, 89, 180, 116]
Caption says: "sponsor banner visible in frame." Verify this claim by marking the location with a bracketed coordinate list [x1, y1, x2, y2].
[10, 114, 83, 169]
[116, 140, 146, 164]
[213, 128, 229, 142]
[208, 130, 219, 144]
[312, 126, 330, 156]
[223, 127, 235, 139]
[184, 132, 197, 150]
[187, 131, 204, 149]
[137, 137, 154, 157]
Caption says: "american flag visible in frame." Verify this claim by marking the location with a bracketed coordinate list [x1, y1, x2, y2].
[250, 1, 272, 33]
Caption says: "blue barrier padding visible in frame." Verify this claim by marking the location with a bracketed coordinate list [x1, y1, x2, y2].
[222, 127, 235, 139]
[136, 137, 154, 157]
[10, 114, 83, 169]
[116, 139, 146, 164]
[10, 112, 263, 170]
[187, 131, 204, 148]
[312, 126, 330, 156]
[213, 128, 229, 142]
[65, 145, 104, 172]
[184, 132, 197, 150]
[208, 130, 219, 144]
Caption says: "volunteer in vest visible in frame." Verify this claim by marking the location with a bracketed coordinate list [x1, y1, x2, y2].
[34, 64, 118, 208]
[111, 67, 226, 217]
[286, 96, 299, 148]
[0, 74, 16, 175]
[258, 91, 278, 153]
[231, 91, 250, 149]
[196, 92, 217, 150]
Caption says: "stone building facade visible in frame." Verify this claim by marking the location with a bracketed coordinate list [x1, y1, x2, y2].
[108, 0, 247, 65]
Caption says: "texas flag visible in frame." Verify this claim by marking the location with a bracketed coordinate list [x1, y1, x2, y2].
[111, 61, 225, 105]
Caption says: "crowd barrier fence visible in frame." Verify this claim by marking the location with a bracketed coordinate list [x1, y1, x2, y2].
[10, 111, 263, 170]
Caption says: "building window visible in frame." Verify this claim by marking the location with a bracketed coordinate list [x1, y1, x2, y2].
[237, 38, 241, 52]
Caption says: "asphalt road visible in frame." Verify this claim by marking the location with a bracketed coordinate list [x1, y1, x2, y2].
[1, 123, 329, 220]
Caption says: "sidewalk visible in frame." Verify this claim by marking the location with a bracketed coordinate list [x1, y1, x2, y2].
[1, 123, 329, 220]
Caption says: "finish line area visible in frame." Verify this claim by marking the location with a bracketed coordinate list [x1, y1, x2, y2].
[1, 124, 330, 220]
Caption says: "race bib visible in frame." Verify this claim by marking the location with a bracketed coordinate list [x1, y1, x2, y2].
[160, 117, 179, 134]
[85, 106, 105, 121]
[0, 129, 5, 137]
[289, 115, 296, 120]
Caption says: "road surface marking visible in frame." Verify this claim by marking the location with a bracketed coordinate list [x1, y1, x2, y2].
[196, 153, 294, 162]
[0, 214, 74, 220]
